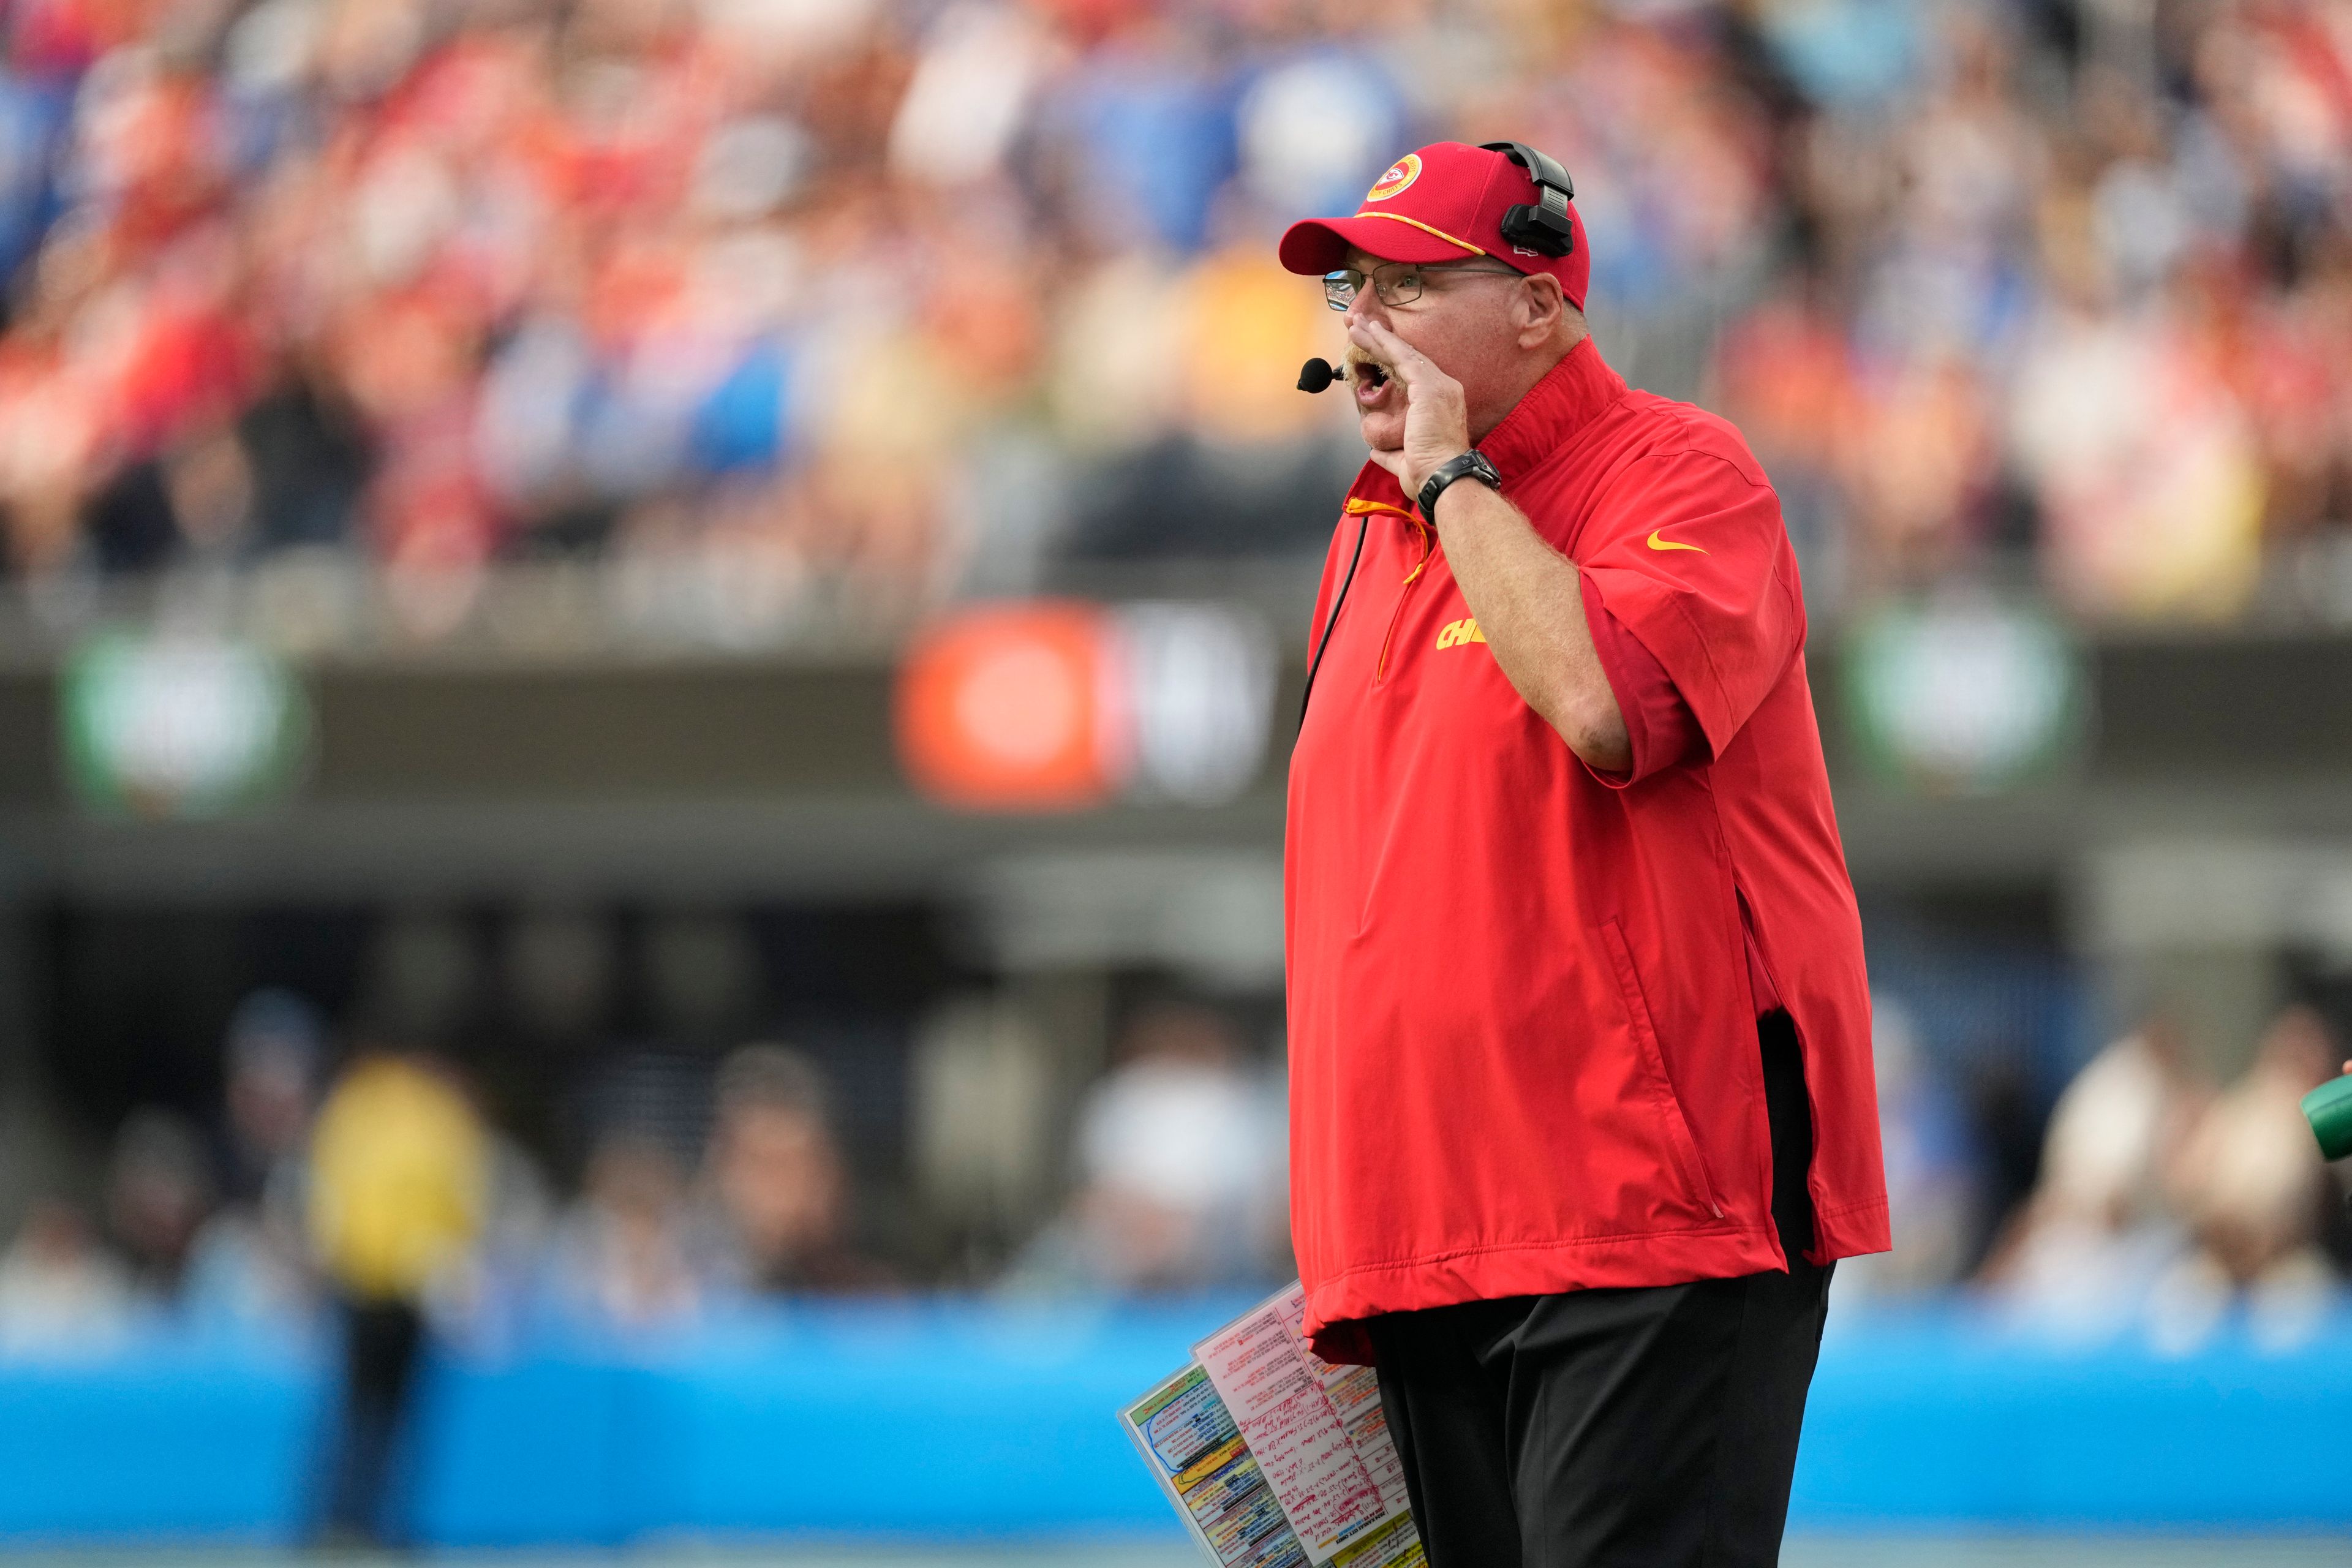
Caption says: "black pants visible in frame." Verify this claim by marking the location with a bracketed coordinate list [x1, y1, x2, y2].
[324, 1296, 424, 1543]
[1367, 1012, 1832, 1568]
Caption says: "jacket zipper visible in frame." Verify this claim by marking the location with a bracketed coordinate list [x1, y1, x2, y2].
[1374, 511, 1433, 684]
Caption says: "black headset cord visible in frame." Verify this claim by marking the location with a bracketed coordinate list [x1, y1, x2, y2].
[1298, 513, 1371, 728]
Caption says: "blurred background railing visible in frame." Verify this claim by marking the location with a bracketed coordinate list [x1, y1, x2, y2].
[4, 0, 2352, 1550]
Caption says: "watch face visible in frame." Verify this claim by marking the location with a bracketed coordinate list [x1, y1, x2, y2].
[1419, 454, 1484, 516]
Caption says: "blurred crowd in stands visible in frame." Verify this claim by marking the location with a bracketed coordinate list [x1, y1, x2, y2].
[1, 979, 2343, 1351]
[0, 1001, 891, 1358]
[0, 967, 2343, 1523]
[0, 979, 1292, 1534]
[0, 988, 1293, 1348]
[1847, 995, 2352, 1348]
[1974, 1004, 2351, 1345]
[0, 0, 2350, 626]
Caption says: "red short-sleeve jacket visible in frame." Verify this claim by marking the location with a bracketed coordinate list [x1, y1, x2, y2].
[1283, 338, 1890, 1365]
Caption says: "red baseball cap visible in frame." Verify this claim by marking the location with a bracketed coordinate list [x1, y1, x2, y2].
[1278, 141, 1589, 311]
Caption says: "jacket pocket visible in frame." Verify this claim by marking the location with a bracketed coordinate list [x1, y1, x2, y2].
[1601, 917, 1725, 1220]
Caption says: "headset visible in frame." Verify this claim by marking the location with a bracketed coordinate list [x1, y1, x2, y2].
[1479, 140, 1576, 258]
[1298, 514, 1368, 726]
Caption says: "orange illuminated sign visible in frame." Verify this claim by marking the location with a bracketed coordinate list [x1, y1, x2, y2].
[894, 602, 1126, 811]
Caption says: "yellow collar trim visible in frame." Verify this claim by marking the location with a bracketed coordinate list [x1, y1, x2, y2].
[1347, 211, 1487, 256]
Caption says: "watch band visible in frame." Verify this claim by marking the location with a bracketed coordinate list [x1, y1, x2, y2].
[1417, 450, 1502, 519]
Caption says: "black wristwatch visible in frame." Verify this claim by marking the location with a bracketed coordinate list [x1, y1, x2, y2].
[1417, 449, 1502, 519]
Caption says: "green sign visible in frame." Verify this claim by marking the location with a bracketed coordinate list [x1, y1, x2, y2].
[1842, 600, 2086, 794]
[61, 632, 311, 816]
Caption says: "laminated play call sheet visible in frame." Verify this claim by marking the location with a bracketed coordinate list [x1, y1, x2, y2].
[1120, 1283, 1424, 1568]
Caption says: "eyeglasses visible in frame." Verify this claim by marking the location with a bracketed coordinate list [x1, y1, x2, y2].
[1323, 258, 1525, 311]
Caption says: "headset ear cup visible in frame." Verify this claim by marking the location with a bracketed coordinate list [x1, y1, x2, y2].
[1483, 140, 1578, 258]
[1501, 203, 1572, 257]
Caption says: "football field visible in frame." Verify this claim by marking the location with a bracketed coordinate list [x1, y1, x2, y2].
[537, 1545, 2346, 1567]
[831, 1544, 2339, 1567]
[717, 1545, 2350, 1567]
[11, 1541, 2347, 1568]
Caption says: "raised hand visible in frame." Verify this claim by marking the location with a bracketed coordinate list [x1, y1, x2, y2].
[1347, 315, 1471, 501]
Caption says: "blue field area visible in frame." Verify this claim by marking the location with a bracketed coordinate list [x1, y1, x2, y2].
[0, 1296, 2349, 1547]
[2, 1545, 2350, 1568]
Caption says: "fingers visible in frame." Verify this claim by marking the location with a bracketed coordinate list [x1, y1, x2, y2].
[1367, 317, 1415, 356]
[1344, 317, 1404, 367]
[1346, 317, 1433, 383]
[1348, 322, 1468, 423]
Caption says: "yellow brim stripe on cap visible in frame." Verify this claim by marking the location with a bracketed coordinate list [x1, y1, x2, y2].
[1346, 211, 1488, 256]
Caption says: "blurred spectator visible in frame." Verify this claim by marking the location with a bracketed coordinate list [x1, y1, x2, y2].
[219, 989, 322, 1203]
[702, 1043, 887, 1294]
[2155, 1005, 2340, 1346]
[0, 1199, 134, 1354]
[2008, 296, 2266, 620]
[186, 989, 323, 1324]
[1980, 1017, 2207, 1329]
[467, 1134, 558, 1334]
[104, 1106, 216, 1298]
[1018, 1000, 1286, 1294]
[544, 1129, 700, 1330]
[307, 1050, 487, 1544]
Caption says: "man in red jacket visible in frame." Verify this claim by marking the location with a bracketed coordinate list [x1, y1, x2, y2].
[1278, 141, 1890, 1567]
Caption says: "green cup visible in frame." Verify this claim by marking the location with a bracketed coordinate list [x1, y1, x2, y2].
[2301, 1073, 2352, 1163]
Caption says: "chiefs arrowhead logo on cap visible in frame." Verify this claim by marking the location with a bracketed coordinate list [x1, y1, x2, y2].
[1281, 141, 1590, 311]
[1365, 153, 1422, 203]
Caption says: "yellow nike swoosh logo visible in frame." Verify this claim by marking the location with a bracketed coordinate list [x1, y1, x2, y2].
[1648, 530, 1707, 554]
